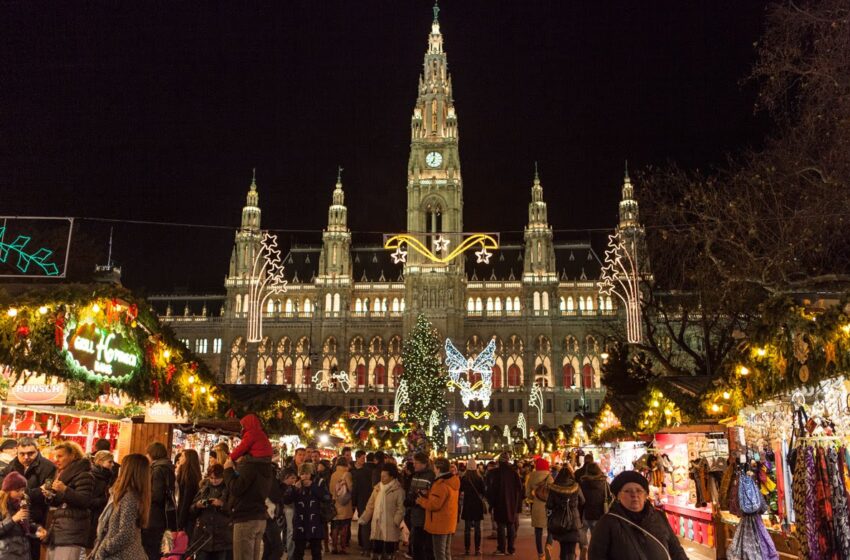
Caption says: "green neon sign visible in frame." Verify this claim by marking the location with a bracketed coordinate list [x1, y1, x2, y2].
[63, 318, 141, 384]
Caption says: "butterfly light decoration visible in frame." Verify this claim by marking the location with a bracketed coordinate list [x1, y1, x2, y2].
[445, 338, 497, 407]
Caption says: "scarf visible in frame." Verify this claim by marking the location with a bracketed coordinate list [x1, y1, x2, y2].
[373, 481, 389, 528]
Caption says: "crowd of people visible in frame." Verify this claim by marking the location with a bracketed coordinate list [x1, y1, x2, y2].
[0, 415, 692, 560]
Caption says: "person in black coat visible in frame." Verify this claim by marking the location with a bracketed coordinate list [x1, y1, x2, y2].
[546, 465, 585, 560]
[143, 442, 175, 560]
[0, 436, 57, 560]
[87, 451, 115, 549]
[588, 471, 689, 560]
[486, 453, 523, 556]
[43, 442, 94, 559]
[176, 449, 202, 542]
[224, 454, 274, 560]
[192, 464, 233, 560]
[350, 451, 375, 554]
[460, 459, 486, 556]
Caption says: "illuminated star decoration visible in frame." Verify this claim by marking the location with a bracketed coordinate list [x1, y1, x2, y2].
[433, 235, 450, 253]
[445, 338, 497, 407]
[331, 370, 351, 393]
[475, 247, 492, 264]
[391, 245, 408, 264]
[529, 384, 544, 424]
[394, 379, 410, 421]
[246, 232, 288, 342]
[597, 230, 641, 343]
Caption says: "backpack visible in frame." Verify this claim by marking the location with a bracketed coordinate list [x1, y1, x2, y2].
[546, 491, 576, 535]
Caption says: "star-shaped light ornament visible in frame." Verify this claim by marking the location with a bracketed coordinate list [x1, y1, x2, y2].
[475, 247, 492, 264]
[391, 246, 408, 264]
[433, 235, 450, 253]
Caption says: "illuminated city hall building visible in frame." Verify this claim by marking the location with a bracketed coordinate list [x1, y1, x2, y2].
[153, 8, 645, 432]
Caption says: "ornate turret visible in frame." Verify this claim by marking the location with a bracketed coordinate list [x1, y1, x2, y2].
[229, 170, 263, 279]
[319, 167, 352, 280]
[618, 161, 639, 229]
[617, 161, 651, 279]
[523, 163, 556, 280]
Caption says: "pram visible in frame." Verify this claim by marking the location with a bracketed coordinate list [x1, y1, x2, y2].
[161, 530, 213, 560]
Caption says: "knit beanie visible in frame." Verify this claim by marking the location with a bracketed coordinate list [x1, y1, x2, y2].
[2, 471, 27, 492]
[610, 470, 649, 496]
[535, 457, 550, 471]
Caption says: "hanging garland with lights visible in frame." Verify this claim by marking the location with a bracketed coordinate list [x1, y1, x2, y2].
[703, 295, 850, 419]
[0, 286, 219, 416]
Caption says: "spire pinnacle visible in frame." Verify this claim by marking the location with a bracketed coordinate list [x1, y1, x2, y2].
[624, 159, 629, 181]
[336, 165, 344, 185]
[250, 167, 257, 190]
[433, 0, 440, 22]
[534, 161, 539, 182]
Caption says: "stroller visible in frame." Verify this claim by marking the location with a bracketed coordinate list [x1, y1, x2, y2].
[161, 530, 213, 560]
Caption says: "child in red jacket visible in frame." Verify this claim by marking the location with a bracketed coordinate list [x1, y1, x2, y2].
[229, 413, 274, 461]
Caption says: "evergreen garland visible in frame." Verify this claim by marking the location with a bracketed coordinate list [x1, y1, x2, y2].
[400, 314, 448, 447]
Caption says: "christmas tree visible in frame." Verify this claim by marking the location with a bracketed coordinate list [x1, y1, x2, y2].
[401, 314, 448, 446]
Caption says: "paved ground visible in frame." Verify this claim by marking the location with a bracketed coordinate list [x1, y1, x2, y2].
[349, 513, 715, 560]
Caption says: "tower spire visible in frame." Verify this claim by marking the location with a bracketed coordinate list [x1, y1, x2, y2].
[336, 165, 343, 185]
[433, 0, 440, 22]
[624, 159, 629, 181]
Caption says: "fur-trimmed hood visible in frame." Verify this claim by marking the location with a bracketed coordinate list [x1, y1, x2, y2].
[548, 479, 580, 495]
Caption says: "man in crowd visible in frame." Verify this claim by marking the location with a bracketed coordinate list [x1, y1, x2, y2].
[144, 442, 175, 560]
[341, 446, 353, 466]
[574, 451, 594, 481]
[0, 437, 57, 560]
[405, 452, 435, 560]
[225, 454, 274, 560]
[351, 450, 375, 554]
[487, 452, 523, 556]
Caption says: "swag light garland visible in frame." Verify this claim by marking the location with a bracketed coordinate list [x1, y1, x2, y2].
[0, 286, 219, 416]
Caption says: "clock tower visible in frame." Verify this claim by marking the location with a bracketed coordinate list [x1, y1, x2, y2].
[404, 3, 465, 338]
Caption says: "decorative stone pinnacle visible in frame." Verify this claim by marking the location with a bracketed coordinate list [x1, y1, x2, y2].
[433, 0, 440, 22]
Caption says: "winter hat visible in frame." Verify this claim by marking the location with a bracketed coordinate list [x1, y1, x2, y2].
[535, 457, 550, 471]
[610, 470, 649, 496]
[2, 471, 27, 492]
[466, 458, 477, 471]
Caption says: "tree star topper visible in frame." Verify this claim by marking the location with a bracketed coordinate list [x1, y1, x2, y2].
[383, 232, 499, 265]
[445, 338, 496, 407]
[598, 230, 642, 343]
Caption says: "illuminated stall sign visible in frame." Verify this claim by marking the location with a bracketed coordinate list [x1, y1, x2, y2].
[64, 320, 141, 382]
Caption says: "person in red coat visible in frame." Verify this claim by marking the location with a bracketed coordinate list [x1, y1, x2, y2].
[229, 414, 273, 462]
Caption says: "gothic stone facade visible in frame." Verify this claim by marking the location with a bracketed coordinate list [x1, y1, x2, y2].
[152, 11, 646, 431]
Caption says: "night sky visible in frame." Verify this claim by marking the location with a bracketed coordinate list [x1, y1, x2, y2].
[1, 1, 769, 294]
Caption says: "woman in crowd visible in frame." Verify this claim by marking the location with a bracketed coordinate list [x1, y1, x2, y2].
[546, 464, 584, 560]
[176, 449, 202, 541]
[43, 441, 93, 560]
[588, 471, 689, 560]
[192, 464, 232, 560]
[460, 458, 486, 557]
[90, 454, 150, 560]
[284, 463, 332, 560]
[0, 472, 46, 560]
[359, 463, 404, 560]
[88, 451, 115, 550]
[328, 457, 353, 555]
[527, 457, 554, 560]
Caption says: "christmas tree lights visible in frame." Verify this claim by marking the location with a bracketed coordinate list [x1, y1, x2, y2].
[400, 314, 448, 444]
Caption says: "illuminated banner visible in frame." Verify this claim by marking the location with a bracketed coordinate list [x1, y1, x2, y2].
[5, 375, 68, 405]
[64, 319, 141, 383]
[144, 402, 187, 424]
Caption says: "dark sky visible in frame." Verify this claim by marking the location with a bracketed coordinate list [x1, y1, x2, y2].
[1, 1, 769, 294]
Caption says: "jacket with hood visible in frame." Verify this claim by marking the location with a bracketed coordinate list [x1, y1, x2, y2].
[351, 463, 376, 514]
[588, 501, 689, 560]
[580, 472, 612, 522]
[416, 472, 460, 536]
[546, 476, 585, 543]
[526, 468, 554, 528]
[46, 457, 94, 548]
[224, 456, 273, 523]
[0, 454, 57, 526]
[0, 498, 39, 560]
[147, 458, 175, 530]
[358, 478, 405, 543]
[229, 414, 273, 462]
[460, 473, 486, 521]
[192, 479, 232, 552]
[486, 462, 523, 524]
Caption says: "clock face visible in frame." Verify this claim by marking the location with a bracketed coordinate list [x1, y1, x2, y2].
[425, 151, 443, 168]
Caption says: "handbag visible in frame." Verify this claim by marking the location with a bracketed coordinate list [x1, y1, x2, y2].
[738, 472, 765, 515]
[164, 484, 178, 532]
[533, 481, 550, 502]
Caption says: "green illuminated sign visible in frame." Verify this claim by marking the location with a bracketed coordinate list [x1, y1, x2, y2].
[63, 319, 141, 383]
